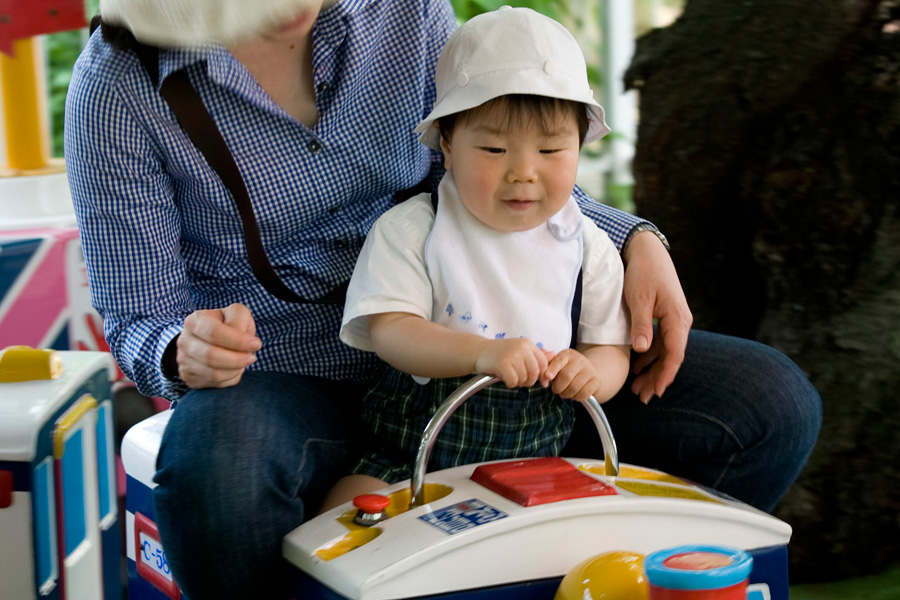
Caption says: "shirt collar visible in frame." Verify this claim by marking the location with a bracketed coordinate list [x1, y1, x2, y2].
[156, 45, 220, 89]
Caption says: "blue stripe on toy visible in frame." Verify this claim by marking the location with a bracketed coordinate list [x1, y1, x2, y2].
[749, 545, 789, 600]
[0, 238, 42, 295]
[289, 544, 790, 600]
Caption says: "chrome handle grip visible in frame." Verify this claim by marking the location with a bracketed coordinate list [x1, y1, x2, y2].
[409, 375, 619, 508]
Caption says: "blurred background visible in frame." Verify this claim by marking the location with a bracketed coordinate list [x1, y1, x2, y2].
[2, 0, 898, 597]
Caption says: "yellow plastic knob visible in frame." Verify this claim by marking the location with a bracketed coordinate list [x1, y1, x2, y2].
[554, 550, 649, 600]
[0, 346, 63, 382]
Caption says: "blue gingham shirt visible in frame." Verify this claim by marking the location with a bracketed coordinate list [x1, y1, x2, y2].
[65, 0, 645, 400]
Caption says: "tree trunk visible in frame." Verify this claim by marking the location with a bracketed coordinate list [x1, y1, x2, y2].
[625, 0, 900, 581]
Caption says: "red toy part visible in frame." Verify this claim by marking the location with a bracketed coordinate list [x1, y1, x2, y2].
[665, 552, 734, 570]
[134, 512, 181, 600]
[649, 583, 746, 600]
[0, 0, 87, 56]
[353, 494, 391, 514]
[471, 457, 617, 507]
[0, 469, 12, 508]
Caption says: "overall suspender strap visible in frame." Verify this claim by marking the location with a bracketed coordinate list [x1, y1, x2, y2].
[570, 269, 583, 350]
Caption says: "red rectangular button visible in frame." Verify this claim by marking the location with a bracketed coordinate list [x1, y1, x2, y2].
[471, 457, 616, 506]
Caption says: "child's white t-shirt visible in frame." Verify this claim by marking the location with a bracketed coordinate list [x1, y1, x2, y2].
[340, 177, 630, 353]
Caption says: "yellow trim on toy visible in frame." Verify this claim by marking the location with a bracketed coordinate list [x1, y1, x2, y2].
[578, 463, 688, 485]
[335, 483, 455, 533]
[316, 483, 455, 561]
[615, 480, 726, 504]
[53, 395, 98, 459]
[315, 528, 383, 561]
[0, 346, 64, 382]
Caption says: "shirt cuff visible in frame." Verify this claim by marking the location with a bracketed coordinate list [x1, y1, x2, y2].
[161, 334, 180, 380]
[154, 325, 189, 399]
[623, 222, 671, 254]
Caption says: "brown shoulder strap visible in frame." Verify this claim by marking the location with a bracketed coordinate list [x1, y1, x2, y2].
[157, 70, 347, 305]
[93, 16, 346, 304]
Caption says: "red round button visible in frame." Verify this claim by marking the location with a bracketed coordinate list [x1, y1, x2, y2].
[353, 494, 390, 514]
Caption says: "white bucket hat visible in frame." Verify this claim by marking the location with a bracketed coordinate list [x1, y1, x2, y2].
[98, 0, 329, 46]
[415, 6, 610, 151]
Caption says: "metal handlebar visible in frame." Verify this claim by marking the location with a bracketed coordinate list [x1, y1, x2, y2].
[410, 375, 619, 508]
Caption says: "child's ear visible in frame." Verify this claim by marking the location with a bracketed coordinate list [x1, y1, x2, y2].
[437, 123, 452, 170]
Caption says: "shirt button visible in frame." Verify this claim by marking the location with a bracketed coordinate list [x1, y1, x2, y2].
[335, 240, 348, 249]
[328, 205, 340, 214]
[317, 81, 330, 93]
[307, 139, 321, 153]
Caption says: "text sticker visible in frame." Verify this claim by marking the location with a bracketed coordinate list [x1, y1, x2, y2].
[419, 498, 508, 535]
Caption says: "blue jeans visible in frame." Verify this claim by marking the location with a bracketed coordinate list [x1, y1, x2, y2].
[564, 330, 823, 512]
[153, 373, 366, 600]
[153, 331, 821, 599]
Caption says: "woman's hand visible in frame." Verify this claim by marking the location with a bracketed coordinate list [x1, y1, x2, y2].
[622, 231, 693, 403]
[176, 303, 262, 389]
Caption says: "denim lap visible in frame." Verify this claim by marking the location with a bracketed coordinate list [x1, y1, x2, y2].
[152, 372, 365, 600]
[564, 329, 822, 512]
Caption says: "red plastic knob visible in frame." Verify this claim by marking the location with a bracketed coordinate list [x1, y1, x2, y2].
[353, 494, 390, 514]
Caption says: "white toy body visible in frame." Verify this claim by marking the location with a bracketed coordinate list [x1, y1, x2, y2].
[284, 457, 790, 600]
[0, 350, 120, 600]
[123, 378, 792, 600]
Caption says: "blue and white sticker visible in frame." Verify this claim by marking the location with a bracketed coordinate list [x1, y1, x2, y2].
[419, 498, 508, 535]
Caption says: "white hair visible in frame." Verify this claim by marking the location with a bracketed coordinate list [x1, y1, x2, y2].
[100, 0, 336, 46]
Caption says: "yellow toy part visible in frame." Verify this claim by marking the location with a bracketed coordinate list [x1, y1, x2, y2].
[554, 550, 649, 600]
[0, 345, 64, 382]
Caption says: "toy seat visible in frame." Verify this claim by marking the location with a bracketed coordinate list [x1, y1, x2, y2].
[120, 410, 180, 600]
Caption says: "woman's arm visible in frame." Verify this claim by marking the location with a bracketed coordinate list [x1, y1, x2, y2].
[622, 231, 693, 403]
[575, 188, 692, 403]
[66, 42, 192, 398]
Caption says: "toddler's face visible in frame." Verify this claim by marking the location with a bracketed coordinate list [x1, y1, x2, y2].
[440, 110, 581, 233]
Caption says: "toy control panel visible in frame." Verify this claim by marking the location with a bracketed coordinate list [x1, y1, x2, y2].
[284, 456, 791, 600]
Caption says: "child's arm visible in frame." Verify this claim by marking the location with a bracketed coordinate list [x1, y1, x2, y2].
[368, 311, 550, 388]
[541, 343, 631, 403]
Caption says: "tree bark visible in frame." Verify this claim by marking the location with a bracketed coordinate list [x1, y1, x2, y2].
[625, 0, 900, 581]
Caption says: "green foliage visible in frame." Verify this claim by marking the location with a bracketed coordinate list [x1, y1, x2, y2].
[45, 0, 96, 157]
[790, 565, 900, 600]
[604, 181, 635, 214]
[46, 30, 85, 158]
[451, 0, 569, 20]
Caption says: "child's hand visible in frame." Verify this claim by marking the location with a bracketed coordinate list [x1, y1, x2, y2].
[541, 349, 601, 402]
[474, 338, 549, 388]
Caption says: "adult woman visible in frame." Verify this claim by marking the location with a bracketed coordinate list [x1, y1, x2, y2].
[65, 0, 821, 598]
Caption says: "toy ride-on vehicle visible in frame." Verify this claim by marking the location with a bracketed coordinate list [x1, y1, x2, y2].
[123, 375, 791, 600]
[0, 348, 121, 600]
[283, 374, 792, 600]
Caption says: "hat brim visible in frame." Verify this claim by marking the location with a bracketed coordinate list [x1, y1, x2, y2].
[415, 69, 611, 151]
